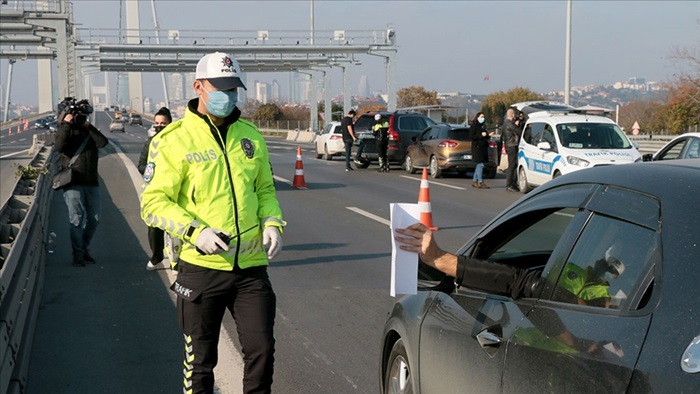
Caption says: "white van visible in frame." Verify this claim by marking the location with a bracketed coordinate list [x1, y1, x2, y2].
[516, 107, 641, 193]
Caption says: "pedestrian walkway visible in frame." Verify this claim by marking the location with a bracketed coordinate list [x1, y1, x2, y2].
[26, 144, 183, 393]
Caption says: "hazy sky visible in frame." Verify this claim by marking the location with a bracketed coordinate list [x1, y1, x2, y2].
[2, 0, 699, 106]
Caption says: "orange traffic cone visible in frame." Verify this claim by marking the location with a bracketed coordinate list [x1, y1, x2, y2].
[292, 146, 308, 189]
[24, 119, 29, 130]
[16, 125, 21, 134]
[418, 168, 438, 231]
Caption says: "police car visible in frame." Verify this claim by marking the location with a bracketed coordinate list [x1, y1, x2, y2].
[515, 102, 641, 193]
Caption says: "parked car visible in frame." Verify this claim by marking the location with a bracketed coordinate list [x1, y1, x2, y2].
[380, 159, 700, 394]
[47, 120, 57, 132]
[404, 124, 498, 179]
[642, 132, 700, 161]
[315, 121, 344, 160]
[352, 111, 437, 168]
[34, 117, 50, 128]
[109, 119, 125, 133]
[128, 113, 142, 125]
[515, 102, 641, 193]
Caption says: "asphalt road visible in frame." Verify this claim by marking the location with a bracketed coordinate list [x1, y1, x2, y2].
[20, 111, 522, 393]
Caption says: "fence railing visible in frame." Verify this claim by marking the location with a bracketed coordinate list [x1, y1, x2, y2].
[0, 136, 52, 394]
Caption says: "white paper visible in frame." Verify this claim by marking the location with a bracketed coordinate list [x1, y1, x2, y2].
[390, 203, 421, 297]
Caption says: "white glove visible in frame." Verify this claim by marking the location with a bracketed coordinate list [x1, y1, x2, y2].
[195, 228, 230, 255]
[263, 226, 282, 260]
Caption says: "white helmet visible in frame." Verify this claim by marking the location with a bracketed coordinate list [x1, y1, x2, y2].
[374, 114, 382, 121]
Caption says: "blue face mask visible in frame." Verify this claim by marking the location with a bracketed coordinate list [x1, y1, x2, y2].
[478, 117, 485, 124]
[202, 85, 237, 118]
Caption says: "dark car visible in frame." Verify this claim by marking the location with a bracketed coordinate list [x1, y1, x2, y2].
[128, 113, 142, 125]
[404, 124, 498, 179]
[352, 111, 437, 168]
[380, 159, 700, 393]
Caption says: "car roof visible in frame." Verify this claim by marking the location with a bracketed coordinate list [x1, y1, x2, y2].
[526, 111, 616, 125]
[534, 159, 700, 202]
[511, 101, 576, 114]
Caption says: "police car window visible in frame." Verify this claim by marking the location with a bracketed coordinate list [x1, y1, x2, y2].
[550, 214, 659, 310]
[542, 125, 557, 149]
[524, 123, 545, 145]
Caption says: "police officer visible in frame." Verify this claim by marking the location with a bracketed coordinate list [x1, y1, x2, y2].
[373, 114, 390, 172]
[140, 52, 285, 394]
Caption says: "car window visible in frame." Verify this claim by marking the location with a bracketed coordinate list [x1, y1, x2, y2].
[542, 125, 557, 149]
[657, 139, 685, 160]
[558, 123, 631, 149]
[685, 138, 700, 159]
[332, 125, 342, 135]
[448, 129, 470, 141]
[355, 116, 375, 131]
[523, 123, 545, 145]
[419, 128, 435, 142]
[321, 124, 332, 134]
[397, 116, 433, 132]
[549, 214, 659, 311]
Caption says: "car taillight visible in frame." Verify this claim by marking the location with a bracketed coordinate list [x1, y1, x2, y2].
[329, 135, 342, 140]
[388, 117, 399, 141]
[438, 140, 458, 148]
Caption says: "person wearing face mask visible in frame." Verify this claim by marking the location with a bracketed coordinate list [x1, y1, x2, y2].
[470, 111, 495, 189]
[138, 106, 172, 270]
[140, 52, 285, 394]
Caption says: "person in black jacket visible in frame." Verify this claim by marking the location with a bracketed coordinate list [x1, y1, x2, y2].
[55, 101, 108, 267]
[137, 107, 172, 270]
[503, 108, 522, 192]
[470, 112, 494, 189]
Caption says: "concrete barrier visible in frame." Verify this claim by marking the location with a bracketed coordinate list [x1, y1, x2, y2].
[278, 130, 316, 143]
[0, 140, 52, 394]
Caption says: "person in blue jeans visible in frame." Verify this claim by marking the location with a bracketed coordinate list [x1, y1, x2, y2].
[55, 99, 108, 267]
[341, 109, 358, 171]
[470, 112, 494, 189]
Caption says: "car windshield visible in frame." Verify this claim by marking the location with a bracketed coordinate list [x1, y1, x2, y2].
[448, 129, 471, 141]
[557, 123, 632, 149]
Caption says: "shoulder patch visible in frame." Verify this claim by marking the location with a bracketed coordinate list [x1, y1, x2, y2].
[143, 162, 156, 183]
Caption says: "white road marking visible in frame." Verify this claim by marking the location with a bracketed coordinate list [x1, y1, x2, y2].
[398, 175, 466, 190]
[347, 207, 390, 227]
[274, 175, 291, 184]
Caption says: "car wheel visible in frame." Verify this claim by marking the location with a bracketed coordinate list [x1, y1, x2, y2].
[357, 160, 371, 169]
[384, 338, 412, 394]
[518, 167, 531, 194]
[323, 145, 332, 161]
[315, 145, 323, 159]
[404, 155, 416, 174]
[429, 156, 441, 179]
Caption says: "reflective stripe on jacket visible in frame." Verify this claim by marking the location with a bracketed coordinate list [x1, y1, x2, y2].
[140, 104, 285, 271]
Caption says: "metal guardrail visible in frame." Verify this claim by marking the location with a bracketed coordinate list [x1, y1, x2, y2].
[0, 135, 53, 394]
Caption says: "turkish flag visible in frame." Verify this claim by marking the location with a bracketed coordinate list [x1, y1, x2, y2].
[483, 75, 490, 81]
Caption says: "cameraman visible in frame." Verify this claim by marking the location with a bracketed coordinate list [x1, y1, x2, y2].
[55, 99, 108, 267]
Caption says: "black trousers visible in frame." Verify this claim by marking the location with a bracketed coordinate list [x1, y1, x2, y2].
[505, 146, 519, 188]
[147, 226, 164, 263]
[173, 262, 276, 394]
[376, 139, 388, 164]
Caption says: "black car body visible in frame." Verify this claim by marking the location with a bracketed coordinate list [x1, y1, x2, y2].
[380, 159, 700, 393]
[128, 113, 142, 125]
[353, 111, 436, 166]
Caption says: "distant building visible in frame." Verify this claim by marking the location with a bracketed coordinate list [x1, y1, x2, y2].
[169, 73, 185, 102]
[358, 75, 370, 98]
[271, 79, 280, 102]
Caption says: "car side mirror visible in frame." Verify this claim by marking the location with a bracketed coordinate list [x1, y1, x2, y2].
[536, 141, 552, 151]
[642, 153, 653, 162]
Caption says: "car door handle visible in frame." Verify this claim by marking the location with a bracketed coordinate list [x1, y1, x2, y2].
[476, 329, 503, 348]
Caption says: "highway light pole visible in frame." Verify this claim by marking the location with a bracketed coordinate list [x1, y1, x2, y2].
[564, 0, 572, 105]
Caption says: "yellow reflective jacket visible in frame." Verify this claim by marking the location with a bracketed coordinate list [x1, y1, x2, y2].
[140, 102, 285, 271]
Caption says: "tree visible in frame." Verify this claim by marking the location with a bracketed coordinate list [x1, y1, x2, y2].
[664, 29, 700, 133]
[397, 86, 440, 108]
[617, 100, 668, 133]
[357, 103, 387, 115]
[252, 103, 284, 121]
[481, 87, 543, 126]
